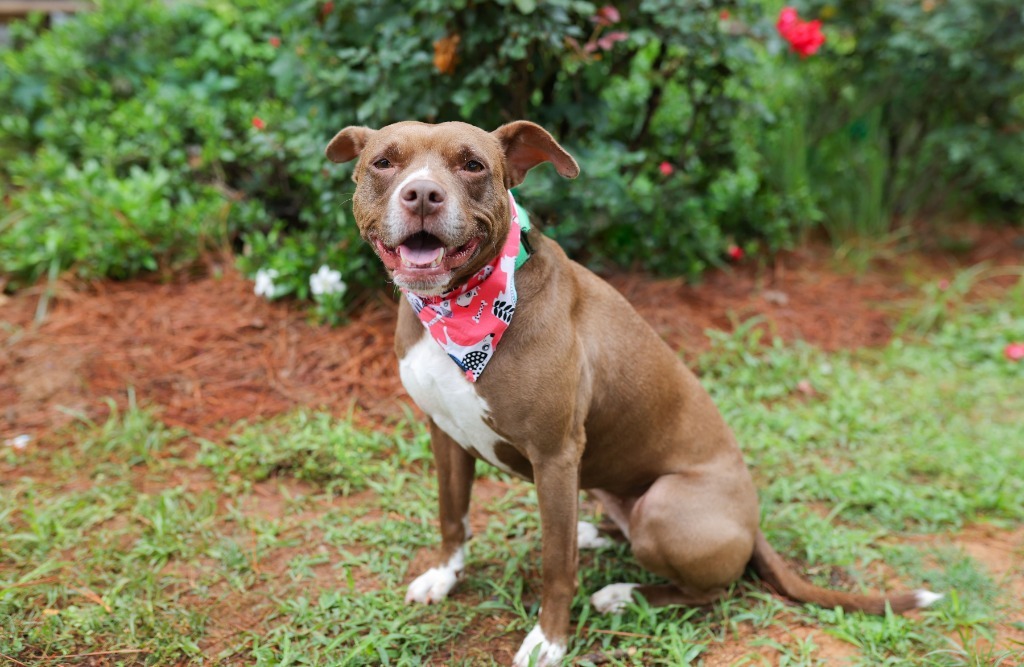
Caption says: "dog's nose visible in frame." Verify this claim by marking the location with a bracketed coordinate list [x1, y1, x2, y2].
[400, 179, 446, 217]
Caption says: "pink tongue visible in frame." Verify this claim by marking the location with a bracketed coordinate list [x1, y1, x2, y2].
[398, 244, 444, 266]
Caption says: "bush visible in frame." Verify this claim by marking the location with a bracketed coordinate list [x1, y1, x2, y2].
[263, 0, 813, 276]
[1, 0, 1020, 310]
[1, 0, 810, 303]
[0, 1, 286, 287]
[775, 0, 1024, 239]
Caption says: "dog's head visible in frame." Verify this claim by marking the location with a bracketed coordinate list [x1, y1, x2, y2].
[326, 121, 579, 296]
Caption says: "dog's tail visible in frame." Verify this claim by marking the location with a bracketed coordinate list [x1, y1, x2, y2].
[750, 531, 942, 614]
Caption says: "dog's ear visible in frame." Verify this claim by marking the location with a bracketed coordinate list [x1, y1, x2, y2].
[325, 126, 376, 163]
[492, 121, 580, 188]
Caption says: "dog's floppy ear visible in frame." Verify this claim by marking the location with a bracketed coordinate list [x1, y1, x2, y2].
[325, 126, 376, 163]
[492, 121, 580, 188]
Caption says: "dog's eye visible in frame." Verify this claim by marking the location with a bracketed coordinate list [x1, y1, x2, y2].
[464, 159, 484, 173]
[372, 158, 392, 170]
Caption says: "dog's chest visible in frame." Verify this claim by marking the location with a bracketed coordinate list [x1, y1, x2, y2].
[399, 333, 515, 475]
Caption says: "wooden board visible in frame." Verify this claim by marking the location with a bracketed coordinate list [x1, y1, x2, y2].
[0, 1, 90, 17]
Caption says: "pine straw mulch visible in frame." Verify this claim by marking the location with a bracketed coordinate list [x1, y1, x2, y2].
[1, 223, 1021, 443]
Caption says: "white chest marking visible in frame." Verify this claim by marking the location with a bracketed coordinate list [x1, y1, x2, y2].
[399, 333, 515, 475]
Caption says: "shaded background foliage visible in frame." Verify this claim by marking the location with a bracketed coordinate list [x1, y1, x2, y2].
[0, 0, 1021, 309]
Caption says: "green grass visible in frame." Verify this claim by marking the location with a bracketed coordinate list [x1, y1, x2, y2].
[2, 294, 1022, 665]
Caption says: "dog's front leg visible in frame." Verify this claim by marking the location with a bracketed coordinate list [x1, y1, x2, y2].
[513, 448, 580, 667]
[405, 421, 475, 604]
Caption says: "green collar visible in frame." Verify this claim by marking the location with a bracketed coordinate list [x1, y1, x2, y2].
[513, 199, 532, 270]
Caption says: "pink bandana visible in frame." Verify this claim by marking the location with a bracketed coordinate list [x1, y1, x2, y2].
[401, 193, 521, 381]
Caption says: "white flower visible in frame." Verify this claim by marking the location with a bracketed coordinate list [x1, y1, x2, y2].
[4, 434, 30, 449]
[253, 268, 280, 298]
[310, 265, 346, 296]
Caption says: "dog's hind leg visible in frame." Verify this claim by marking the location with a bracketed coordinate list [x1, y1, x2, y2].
[592, 582, 727, 613]
[588, 488, 635, 540]
[590, 470, 758, 614]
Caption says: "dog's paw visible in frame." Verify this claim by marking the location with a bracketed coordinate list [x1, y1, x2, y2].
[915, 589, 944, 607]
[590, 583, 639, 614]
[577, 521, 611, 550]
[512, 625, 566, 667]
[404, 549, 464, 604]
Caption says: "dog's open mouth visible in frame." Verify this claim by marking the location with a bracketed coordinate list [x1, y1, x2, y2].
[374, 232, 482, 277]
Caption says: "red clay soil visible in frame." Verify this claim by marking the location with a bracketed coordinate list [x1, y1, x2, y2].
[1, 223, 1021, 442]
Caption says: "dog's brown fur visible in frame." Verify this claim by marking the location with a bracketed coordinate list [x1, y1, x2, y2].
[327, 120, 932, 664]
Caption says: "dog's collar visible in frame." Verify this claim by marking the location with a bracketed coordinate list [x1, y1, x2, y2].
[513, 195, 532, 270]
[401, 192, 525, 381]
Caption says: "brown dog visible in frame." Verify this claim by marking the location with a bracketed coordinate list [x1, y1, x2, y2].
[325, 120, 940, 666]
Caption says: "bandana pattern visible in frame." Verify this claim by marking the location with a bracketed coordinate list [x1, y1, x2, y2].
[402, 193, 522, 381]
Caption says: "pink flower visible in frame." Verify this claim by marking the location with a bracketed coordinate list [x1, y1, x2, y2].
[719, 10, 730, 20]
[596, 31, 629, 51]
[727, 245, 744, 261]
[937, 279, 950, 290]
[1005, 342, 1024, 362]
[776, 7, 825, 58]
[659, 161, 674, 176]
[269, 36, 281, 48]
[251, 116, 266, 130]
[592, 5, 621, 26]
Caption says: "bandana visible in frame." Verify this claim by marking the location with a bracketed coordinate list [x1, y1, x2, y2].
[402, 193, 527, 381]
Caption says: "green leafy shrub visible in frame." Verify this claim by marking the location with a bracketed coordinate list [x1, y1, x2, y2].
[772, 0, 1024, 239]
[1, 0, 810, 303]
[1, 154, 229, 284]
[270, 0, 812, 275]
[1, 0, 1020, 310]
[0, 1, 287, 288]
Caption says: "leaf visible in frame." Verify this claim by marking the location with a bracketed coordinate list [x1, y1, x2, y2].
[513, 0, 537, 14]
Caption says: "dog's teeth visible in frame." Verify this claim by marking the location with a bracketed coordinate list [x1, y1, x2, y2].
[430, 248, 446, 267]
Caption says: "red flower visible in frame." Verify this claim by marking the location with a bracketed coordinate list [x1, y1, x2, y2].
[658, 161, 674, 176]
[719, 10, 730, 20]
[592, 5, 621, 26]
[727, 245, 744, 261]
[321, 0, 334, 16]
[937, 279, 950, 291]
[776, 7, 825, 58]
[251, 116, 266, 130]
[268, 36, 281, 48]
[1005, 342, 1024, 362]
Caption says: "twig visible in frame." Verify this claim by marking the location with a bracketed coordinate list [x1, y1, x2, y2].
[0, 576, 59, 591]
[73, 586, 112, 613]
[42, 649, 150, 660]
[1, 652, 29, 666]
[589, 628, 656, 639]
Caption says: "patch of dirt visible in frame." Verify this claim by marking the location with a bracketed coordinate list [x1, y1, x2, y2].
[3, 224, 1020, 444]
[1, 269, 402, 441]
[431, 611, 521, 666]
[700, 620, 860, 666]
[934, 524, 1024, 656]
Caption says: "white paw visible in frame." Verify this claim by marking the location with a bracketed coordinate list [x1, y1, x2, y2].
[577, 521, 611, 549]
[915, 589, 944, 607]
[512, 625, 566, 667]
[404, 549, 464, 604]
[590, 583, 639, 614]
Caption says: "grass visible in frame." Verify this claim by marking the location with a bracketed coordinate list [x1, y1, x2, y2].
[1, 291, 1023, 665]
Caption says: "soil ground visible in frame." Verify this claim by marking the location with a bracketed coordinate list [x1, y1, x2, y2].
[4, 224, 1021, 443]
[2, 222, 1022, 664]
